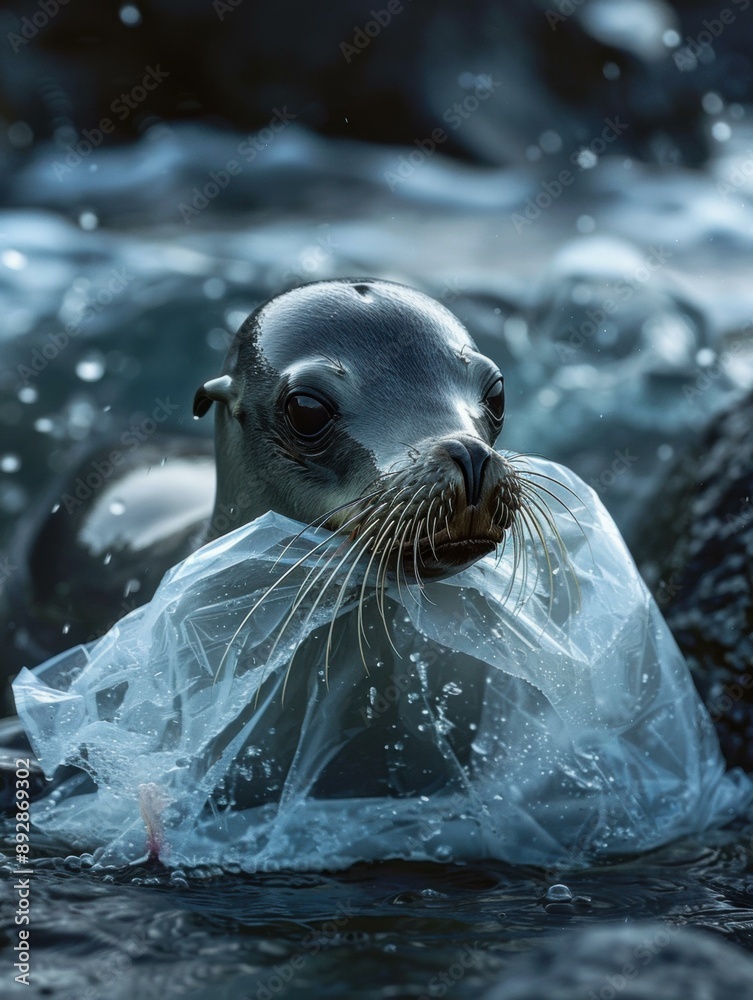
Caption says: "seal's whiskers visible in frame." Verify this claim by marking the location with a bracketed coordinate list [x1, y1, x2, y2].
[214, 492, 391, 685]
[214, 447, 585, 705]
[274, 524, 381, 702]
[506, 462, 583, 617]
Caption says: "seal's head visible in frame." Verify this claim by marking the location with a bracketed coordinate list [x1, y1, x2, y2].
[194, 278, 524, 580]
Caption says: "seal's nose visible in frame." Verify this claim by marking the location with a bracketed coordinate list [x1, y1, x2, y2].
[443, 437, 491, 507]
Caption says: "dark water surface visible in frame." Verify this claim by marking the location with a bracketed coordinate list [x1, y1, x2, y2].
[2, 127, 753, 997]
[2, 823, 753, 999]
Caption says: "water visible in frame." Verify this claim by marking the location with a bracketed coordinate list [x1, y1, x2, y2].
[1, 825, 753, 1000]
[2, 123, 753, 997]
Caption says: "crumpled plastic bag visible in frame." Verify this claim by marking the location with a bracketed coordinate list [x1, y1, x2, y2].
[13, 457, 752, 870]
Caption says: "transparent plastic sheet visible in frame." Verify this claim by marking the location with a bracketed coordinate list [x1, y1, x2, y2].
[13, 458, 753, 870]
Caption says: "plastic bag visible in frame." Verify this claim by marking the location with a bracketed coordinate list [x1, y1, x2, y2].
[13, 457, 752, 870]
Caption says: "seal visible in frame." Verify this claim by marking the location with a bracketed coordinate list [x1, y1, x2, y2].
[192, 278, 523, 583]
[0, 278, 535, 714]
[10, 282, 744, 862]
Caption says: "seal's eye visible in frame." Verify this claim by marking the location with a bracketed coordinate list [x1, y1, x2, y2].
[483, 377, 505, 426]
[285, 393, 334, 439]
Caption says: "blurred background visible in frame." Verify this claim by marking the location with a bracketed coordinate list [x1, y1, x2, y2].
[1, 0, 753, 620]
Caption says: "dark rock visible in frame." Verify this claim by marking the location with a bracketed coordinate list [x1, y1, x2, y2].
[648, 391, 753, 771]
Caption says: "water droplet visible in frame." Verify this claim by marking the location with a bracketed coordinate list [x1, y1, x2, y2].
[1, 454, 20, 473]
[702, 92, 724, 116]
[575, 149, 598, 170]
[109, 500, 126, 516]
[119, 3, 142, 26]
[17, 386, 37, 404]
[546, 883, 573, 902]
[62, 623, 70, 635]
[712, 121, 732, 142]
[34, 417, 54, 434]
[75, 354, 106, 382]
[78, 210, 99, 230]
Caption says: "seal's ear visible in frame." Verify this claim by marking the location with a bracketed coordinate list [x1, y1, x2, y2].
[193, 375, 238, 418]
